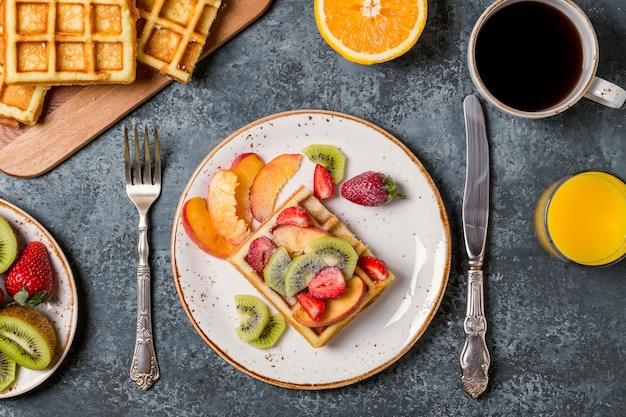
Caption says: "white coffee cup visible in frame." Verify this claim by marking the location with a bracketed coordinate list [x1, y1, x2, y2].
[467, 0, 626, 118]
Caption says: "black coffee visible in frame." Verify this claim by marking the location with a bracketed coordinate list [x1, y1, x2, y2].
[474, 1, 584, 112]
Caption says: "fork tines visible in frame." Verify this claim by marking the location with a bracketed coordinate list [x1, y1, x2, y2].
[124, 125, 161, 187]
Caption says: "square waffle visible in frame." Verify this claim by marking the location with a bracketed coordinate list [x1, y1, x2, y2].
[0, 0, 48, 126]
[3, 0, 138, 85]
[229, 186, 396, 348]
[136, 0, 221, 83]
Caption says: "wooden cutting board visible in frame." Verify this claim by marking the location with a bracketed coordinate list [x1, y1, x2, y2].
[0, 0, 273, 178]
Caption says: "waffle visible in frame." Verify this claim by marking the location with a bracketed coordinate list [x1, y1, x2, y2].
[0, 0, 48, 126]
[229, 186, 396, 348]
[136, 0, 221, 83]
[3, 0, 138, 86]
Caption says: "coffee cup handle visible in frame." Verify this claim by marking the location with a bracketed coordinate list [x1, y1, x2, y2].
[583, 77, 626, 109]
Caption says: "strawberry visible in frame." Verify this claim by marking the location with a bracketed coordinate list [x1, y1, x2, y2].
[340, 171, 405, 206]
[313, 164, 335, 200]
[307, 266, 346, 299]
[246, 237, 277, 273]
[276, 206, 312, 228]
[358, 256, 389, 280]
[296, 292, 325, 321]
[4, 241, 52, 306]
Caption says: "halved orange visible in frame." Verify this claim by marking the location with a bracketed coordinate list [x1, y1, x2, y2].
[314, 0, 428, 65]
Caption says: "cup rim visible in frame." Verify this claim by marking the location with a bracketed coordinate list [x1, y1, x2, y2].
[467, 0, 599, 119]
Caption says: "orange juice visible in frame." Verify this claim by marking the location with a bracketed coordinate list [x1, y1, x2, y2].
[534, 171, 626, 266]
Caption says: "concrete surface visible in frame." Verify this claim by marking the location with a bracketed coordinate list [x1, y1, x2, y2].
[0, 0, 625, 415]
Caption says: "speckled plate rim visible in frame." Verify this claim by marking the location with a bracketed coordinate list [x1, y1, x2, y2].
[0, 199, 78, 398]
[170, 109, 452, 390]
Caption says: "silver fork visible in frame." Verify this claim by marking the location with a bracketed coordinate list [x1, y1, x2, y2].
[124, 125, 161, 390]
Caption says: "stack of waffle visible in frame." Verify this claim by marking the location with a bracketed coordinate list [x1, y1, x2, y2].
[0, 0, 221, 126]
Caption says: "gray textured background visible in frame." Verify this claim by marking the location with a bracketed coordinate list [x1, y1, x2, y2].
[1, 0, 625, 415]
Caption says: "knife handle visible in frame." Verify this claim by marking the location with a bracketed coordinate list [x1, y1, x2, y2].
[460, 267, 490, 398]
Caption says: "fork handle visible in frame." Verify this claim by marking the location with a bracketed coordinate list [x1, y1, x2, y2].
[130, 224, 160, 389]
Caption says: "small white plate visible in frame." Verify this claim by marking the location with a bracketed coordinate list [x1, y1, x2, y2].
[171, 110, 451, 389]
[0, 199, 78, 398]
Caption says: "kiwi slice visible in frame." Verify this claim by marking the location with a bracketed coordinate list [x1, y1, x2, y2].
[283, 253, 326, 298]
[263, 246, 291, 297]
[0, 215, 18, 274]
[248, 314, 286, 349]
[0, 351, 16, 392]
[302, 144, 346, 184]
[234, 295, 271, 343]
[0, 306, 57, 370]
[309, 236, 358, 279]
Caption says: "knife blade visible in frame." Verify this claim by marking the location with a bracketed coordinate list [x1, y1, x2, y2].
[459, 95, 491, 399]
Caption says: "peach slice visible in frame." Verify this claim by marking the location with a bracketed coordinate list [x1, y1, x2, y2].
[272, 224, 331, 256]
[207, 169, 251, 245]
[294, 276, 366, 327]
[231, 153, 265, 226]
[250, 153, 302, 223]
[181, 197, 236, 259]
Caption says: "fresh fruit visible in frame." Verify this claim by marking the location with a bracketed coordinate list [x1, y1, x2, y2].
[313, 164, 335, 200]
[246, 236, 277, 274]
[340, 171, 405, 207]
[314, 0, 428, 65]
[308, 266, 347, 300]
[231, 153, 265, 226]
[263, 246, 291, 297]
[207, 169, 251, 245]
[248, 314, 287, 349]
[0, 351, 16, 392]
[276, 206, 313, 228]
[250, 153, 302, 223]
[181, 197, 236, 259]
[234, 294, 271, 343]
[0, 216, 17, 274]
[0, 306, 57, 370]
[358, 255, 389, 280]
[302, 144, 346, 184]
[296, 292, 325, 321]
[5, 241, 52, 307]
[309, 236, 358, 279]
[272, 225, 331, 256]
[294, 276, 366, 327]
[283, 253, 326, 298]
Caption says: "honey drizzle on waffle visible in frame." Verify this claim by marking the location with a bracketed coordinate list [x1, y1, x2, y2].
[136, 0, 221, 82]
[3, 0, 137, 85]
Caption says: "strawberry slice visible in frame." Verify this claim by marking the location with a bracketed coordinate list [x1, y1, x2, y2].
[296, 292, 326, 321]
[276, 206, 312, 228]
[4, 241, 52, 306]
[246, 237, 277, 273]
[358, 256, 389, 280]
[313, 164, 335, 200]
[307, 266, 346, 299]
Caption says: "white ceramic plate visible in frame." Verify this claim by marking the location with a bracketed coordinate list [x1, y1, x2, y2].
[0, 199, 78, 398]
[171, 110, 451, 389]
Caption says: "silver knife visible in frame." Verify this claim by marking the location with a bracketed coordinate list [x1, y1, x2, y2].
[459, 95, 491, 398]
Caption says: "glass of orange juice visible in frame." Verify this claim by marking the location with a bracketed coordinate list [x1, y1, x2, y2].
[534, 171, 626, 266]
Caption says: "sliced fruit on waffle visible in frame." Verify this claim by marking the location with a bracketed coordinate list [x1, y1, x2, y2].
[229, 186, 395, 348]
